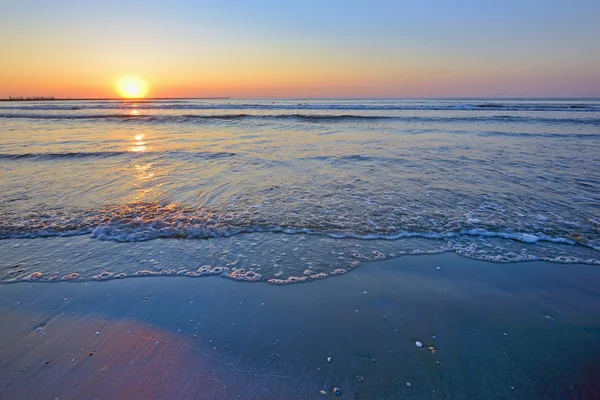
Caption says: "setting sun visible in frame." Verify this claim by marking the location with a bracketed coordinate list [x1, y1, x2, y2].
[116, 76, 148, 98]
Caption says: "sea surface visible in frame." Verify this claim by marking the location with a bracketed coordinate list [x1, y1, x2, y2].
[1, 98, 599, 284]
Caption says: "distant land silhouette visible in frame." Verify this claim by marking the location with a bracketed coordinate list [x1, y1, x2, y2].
[1, 97, 230, 101]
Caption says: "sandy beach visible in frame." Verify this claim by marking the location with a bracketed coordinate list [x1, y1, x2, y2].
[2, 0, 600, 398]
[1, 253, 599, 399]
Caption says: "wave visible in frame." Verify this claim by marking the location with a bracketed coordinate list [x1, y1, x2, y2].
[1, 112, 599, 126]
[0, 151, 128, 160]
[0, 203, 595, 251]
[0, 113, 386, 121]
[1, 101, 599, 112]
[0, 218, 585, 246]
[0, 151, 236, 161]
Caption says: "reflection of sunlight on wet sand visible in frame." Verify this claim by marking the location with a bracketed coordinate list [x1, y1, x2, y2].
[0, 309, 235, 400]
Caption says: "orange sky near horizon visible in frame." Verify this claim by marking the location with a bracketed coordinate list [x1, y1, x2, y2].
[1, 1, 599, 99]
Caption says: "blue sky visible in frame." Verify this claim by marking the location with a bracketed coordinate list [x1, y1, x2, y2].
[1, 0, 599, 97]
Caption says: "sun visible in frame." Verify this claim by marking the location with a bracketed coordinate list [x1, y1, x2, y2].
[116, 76, 149, 98]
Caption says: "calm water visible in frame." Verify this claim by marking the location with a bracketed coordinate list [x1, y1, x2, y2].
[1, 99, 599, 283]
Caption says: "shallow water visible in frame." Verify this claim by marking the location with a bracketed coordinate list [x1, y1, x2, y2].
[1, 98, 599, 283]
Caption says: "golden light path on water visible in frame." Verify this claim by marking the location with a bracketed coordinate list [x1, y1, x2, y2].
[129, 133, 147, 153]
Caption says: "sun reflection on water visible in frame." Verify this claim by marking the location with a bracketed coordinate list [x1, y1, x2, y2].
[131, 162, 161, 203]
[134, 163, 155, 181]
[129, 133, 147, 152]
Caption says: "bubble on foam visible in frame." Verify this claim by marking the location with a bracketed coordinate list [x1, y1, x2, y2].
[309, 272, 328, 280]
[267, 271, 330, 285]
[197, 265, 214, 275]
[210, 266, 229, 274]
[287, 276, 308, 283]
[91, 271, 113, 281]
[22, 271, 42, 281]
[61, 273, 79, 281]
[267, 278, 288, 285]
[230, 269, 262, 282]
[267, 275, 310, 285]
[185, 265, 230, 278]
[372, 250, 386, 259]
[132, 270, 159, 277]
[159, 269, 178, 276]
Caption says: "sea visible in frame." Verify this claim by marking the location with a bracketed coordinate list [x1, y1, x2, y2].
[1, 98, 599, 284]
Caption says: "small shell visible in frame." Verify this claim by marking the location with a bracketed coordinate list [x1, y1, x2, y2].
[415, 341, 423, 348]
[319, 390, 327, 395]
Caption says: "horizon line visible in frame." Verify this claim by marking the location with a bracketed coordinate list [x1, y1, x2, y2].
[2, 96, 600, 102]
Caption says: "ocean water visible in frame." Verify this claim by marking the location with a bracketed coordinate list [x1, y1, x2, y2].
[1, 98, 599, 284]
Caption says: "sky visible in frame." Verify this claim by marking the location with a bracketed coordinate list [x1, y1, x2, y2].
[1, 0, 599, 98]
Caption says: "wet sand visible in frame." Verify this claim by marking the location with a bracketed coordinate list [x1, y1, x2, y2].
[1, 253, 599, 399]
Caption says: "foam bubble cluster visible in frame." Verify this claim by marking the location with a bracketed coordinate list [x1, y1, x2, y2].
[229, 269, 262, 282]
[24, 271, 42, 281]
[267, 271, 331, 285]
[184, 265, 230, 277]
[61, 273, 79, 281]
[91, 271, 113, 281]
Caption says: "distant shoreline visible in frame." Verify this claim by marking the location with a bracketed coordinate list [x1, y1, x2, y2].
[1, 97, 598, 102]
[0, 97, 230, 102]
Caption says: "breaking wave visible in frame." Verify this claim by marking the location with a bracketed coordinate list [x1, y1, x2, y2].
[0, 151, 236, 161]
[1, 113, 599, 126]
[1, 100, 599, 112]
